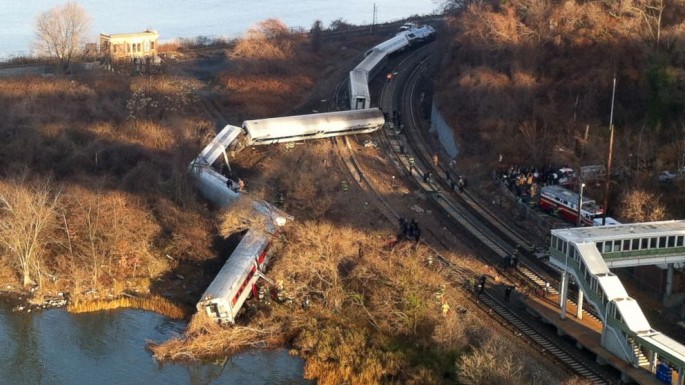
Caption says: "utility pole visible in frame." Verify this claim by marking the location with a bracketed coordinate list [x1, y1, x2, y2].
[602, 76, 617, 226]
[371, 3, 377, 32]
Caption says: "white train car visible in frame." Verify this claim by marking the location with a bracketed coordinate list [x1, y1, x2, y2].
[349, 69, 370, 110]
[243, 108, 385, 146]
[197, 124, 243, 165]
[369, 33, 411, 55]
[196, 228, 270, 323]
[356, 49, 387, 76]
[188, 162, 290, 226]
[404, 25, 436, 44]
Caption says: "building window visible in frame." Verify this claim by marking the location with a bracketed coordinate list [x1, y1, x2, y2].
[659, 236, 667, 248]
[677, 236, 684, 247]
[650, 237, 658, 248]
[144, 40, 150, 52]
[613, 240, 621, 252]
[596, 242, 603, 253]
[641, 238, 649, 249]
[632, 238, 639, 250]
[668, 236, 675, 247]
[623, 239, 631, 251]
[605, 241, 613, 252]
[150, 41, 155, 50]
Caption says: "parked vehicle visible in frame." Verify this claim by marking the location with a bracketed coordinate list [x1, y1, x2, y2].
[658, 171, 677, 183]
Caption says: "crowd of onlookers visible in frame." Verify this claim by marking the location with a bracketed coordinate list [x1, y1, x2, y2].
[497, 165, 575, 198]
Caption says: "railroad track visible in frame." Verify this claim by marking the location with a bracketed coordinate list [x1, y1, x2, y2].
[330, 45, 618, 383]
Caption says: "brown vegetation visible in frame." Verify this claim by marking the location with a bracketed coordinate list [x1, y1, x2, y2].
[0, 63, 215, 301]
[437, 0, 685, 218]
[0, 15, 594, 384]
[68, 294, 186, 319]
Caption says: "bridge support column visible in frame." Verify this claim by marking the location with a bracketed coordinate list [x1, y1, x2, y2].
[560, 272, 569, 320]
[576, 290, 584, 320]
[649, 351, 658, 374]
[665, 263, 674, 304]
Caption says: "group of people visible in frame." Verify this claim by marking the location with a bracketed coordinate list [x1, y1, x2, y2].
[473, 274, 516, 303]
[399, 216, 421, 244]
[498, 164, 573, 198]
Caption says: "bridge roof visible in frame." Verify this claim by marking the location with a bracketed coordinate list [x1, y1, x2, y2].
[576, 243, 610, 275]
[614, 298, 651, 332]
[552, 220, 685, 243]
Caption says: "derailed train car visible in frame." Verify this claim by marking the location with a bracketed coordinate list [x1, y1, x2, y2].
[349, 23, 436, 110]
[242, 108, 385, 146]
[196, 229, 270, 323]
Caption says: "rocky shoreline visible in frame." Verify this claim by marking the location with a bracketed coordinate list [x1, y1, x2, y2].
[1, 287, 69, 312]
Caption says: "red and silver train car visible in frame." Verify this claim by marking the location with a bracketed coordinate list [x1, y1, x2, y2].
[196, 229, 270, 323]
[539, 185, 604, 226]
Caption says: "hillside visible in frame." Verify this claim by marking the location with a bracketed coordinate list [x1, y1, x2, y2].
[436, 0, 685, 218]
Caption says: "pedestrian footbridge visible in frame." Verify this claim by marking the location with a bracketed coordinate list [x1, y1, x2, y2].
[548, 220, 685, 384]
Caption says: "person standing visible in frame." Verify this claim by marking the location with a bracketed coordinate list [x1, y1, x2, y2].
[504, 286, 513, 303]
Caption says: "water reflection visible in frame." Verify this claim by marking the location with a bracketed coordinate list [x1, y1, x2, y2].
[0, 301, 311, 385]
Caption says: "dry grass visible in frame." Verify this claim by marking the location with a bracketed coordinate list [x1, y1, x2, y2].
[150, 219, 569, 384]
[68, 295, 186, 319]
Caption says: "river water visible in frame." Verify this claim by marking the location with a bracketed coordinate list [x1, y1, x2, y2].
[0, 301, 311, 385]
[1, 0, 441, 59]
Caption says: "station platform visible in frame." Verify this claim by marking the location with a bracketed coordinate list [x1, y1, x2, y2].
[522, 294, 677, 385]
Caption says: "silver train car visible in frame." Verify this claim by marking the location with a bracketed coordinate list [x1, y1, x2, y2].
[197, 124, 243, 165]
[349, 23, 436, 110]
[196, 228, 270, 323]
[349, 69, 370, 110]
[349, 49, 388, 110]
[242, 108, 385, 146]
[188, 162, 290, 226]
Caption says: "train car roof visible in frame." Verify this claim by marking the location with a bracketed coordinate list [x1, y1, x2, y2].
[374, 34, 409, 53]
[356, 49, 386, 73]
[197, 124, 243, 165]
[243, 108, 384, 139]
[349, 69, 369, 95]
[198, 229, 269, 303]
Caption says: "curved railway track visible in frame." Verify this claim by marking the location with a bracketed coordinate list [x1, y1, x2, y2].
[331, 45, 618, 384]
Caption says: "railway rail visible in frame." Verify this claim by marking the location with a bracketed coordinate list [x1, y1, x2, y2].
[331, 44, 619, 383]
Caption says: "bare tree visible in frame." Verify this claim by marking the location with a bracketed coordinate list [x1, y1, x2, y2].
[0, 176, 61, 287]
[618, 190, 667, 222]
[35, 1, 92, 71]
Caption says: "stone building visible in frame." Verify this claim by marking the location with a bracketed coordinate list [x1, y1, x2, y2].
[99, 30, 159, 70]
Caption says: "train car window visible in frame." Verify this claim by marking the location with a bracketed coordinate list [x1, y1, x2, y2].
[668, 236, 676, 247]
[562, 241, 567, 254]
[623, 240, 631, 251]
[613, 240, 621, 252]
[677, 236, 684, 247]
[632, 239, 640, 250]
[596, 242, 603, 252]
[650, 237, 658, 249]
[659, 236, 667, 248]
[605, 241, 613, 252]
[641, 238, 649, 249]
